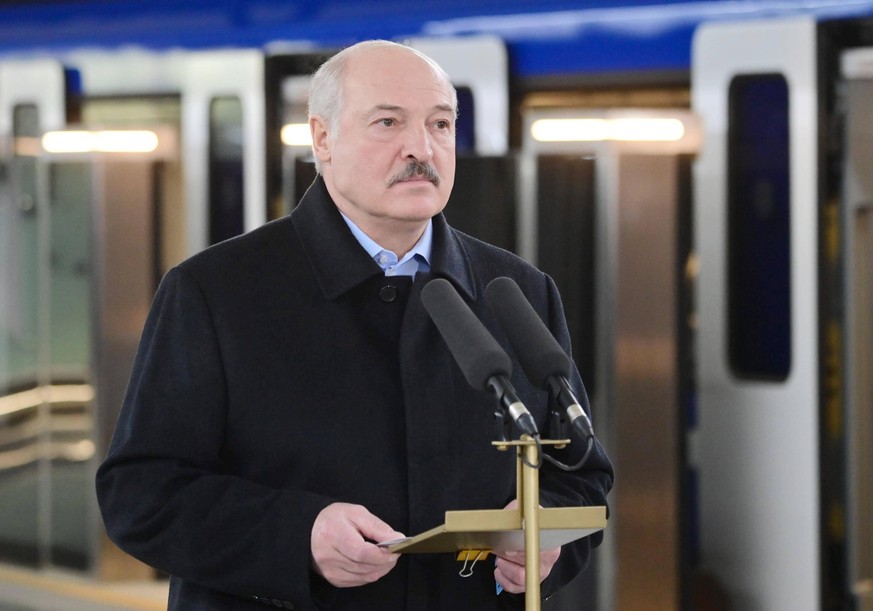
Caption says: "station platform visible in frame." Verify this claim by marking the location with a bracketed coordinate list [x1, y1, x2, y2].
[0, 563, 168, 611]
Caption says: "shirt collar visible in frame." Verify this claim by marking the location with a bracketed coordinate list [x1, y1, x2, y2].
[338, 210, 433, 274]
[290, 176, 475, 300]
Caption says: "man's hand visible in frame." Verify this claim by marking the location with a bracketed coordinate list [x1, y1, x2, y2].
[494, 500, 561, 594]
[311, 502, 405, 588]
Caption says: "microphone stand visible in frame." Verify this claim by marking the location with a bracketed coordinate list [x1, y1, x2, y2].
[493, 435, 569, 611]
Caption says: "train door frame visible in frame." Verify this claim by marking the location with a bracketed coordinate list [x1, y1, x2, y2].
[180, 50, 266, 253]
[838, 46, 873, 611]
[264, 48, 334, 219]
[69, 48, 267, 256]
[520, 107, 700, 611]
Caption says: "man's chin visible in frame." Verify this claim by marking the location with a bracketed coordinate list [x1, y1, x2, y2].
[383, 199, 447, 222]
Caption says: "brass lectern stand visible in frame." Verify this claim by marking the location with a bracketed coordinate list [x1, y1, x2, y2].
[387, 437, 607, 611]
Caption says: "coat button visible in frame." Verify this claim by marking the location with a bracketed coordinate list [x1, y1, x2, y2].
[379, 285, 398, 302]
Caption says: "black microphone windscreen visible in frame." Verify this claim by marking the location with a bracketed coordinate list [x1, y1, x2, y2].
[485, 277, 570, 386]
[421, 278, 512, 391]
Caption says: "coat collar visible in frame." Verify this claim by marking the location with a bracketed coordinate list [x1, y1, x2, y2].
[290, 176, 477, 301]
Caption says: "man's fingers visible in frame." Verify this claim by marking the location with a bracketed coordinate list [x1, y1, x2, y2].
[311, 502, 403, 588]
[494, 545, 562, 594]
[348, 508, 405, 547]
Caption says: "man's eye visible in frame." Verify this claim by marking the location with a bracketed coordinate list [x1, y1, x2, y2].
[379, 118, 395, 127]
[435, 120, 450, 129]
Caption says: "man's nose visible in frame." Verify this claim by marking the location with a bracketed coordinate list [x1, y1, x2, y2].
[401, 124, 433, 161]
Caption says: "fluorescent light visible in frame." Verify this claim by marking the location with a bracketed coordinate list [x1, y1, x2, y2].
[41, 130, 90, 153]
[41, 129, 160, 154]
[281, 123, 312, 147]
[531, 117, 686, 142]
[95, 130, 159, 152]
[531, 119, 607, 142]
[608, 118, 685, 141]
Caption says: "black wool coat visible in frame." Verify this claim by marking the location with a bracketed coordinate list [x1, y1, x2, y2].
[96, 177, 614, 611]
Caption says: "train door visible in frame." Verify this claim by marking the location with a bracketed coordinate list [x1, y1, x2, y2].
[0, 57, 176, 578]
[0, 58, 73, 570]
[179, 50, 267, 253]
[692, 17, 821, 611]
[264, 47, 333, 217]
[692, 16, 873, 610]
[520, 108, 700, 611]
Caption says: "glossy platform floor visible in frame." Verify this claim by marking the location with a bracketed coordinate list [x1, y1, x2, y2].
[0, 564, 168, 611]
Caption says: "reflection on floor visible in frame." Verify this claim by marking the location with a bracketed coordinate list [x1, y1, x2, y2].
[0, 563, 168, 611]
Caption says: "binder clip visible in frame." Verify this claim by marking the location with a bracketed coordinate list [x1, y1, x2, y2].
[457, 549, 491, 577]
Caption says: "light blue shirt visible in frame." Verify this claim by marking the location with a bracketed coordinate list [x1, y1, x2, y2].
[339, 212, 432, 277]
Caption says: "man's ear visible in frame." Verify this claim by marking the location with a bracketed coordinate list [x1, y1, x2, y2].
[310, 116, 331, 164]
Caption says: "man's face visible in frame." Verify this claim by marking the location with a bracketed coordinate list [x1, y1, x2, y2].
[312, 46, 456, 243]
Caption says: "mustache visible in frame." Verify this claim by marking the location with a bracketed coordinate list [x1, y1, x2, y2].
[387, 161, 441, 187]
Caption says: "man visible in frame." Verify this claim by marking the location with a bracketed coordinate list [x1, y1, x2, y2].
[96, 40, 613, 610]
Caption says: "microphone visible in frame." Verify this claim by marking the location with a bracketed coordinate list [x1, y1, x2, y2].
[485, 276, 594, 441]
[420, 278, 539, 438]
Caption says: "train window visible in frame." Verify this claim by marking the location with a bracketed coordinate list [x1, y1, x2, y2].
[455, 86, 475, 153]
[208, 96, 244, 244]
[47, 162, 93, 381]
[727, 74, 791, 380]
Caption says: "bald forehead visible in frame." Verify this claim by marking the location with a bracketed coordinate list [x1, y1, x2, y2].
[342, 45, 455, 106]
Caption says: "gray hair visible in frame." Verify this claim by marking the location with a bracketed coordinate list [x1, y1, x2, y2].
[307, 40, 458, 174]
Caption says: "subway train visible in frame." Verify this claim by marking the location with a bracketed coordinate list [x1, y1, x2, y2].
[0, 1, 871, 610]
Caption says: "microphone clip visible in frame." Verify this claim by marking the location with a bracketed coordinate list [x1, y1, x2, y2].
[493, 409, 511, 442]
[548, 406, 570, 440]
[486, 375, 539, 439]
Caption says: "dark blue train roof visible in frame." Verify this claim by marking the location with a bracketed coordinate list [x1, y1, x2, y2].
[1, 0, 873, 77]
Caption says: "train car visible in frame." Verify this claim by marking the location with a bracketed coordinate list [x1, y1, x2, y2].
[692, 15, 873, 611]
[0, 2, 871, 610]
